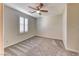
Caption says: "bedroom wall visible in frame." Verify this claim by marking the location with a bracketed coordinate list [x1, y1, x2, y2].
[0, 3, 4, 55]
[4, 6, 37, 48]
[36, 15, 63, 40]
[67, 4, 79, 52]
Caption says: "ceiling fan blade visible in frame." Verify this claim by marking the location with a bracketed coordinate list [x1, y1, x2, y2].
[40, 10, 48, 12]
[39, 3, 43, 8]
[36, 3, 44, 10]
[28, 6, 37, 10]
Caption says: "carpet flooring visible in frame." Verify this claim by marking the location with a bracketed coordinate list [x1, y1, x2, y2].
[4, 36, 79, 56]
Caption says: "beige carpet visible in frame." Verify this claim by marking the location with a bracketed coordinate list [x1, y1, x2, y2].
[4, 36, 79, 56]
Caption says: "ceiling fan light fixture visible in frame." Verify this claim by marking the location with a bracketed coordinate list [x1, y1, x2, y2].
[28, 3, 48, 15]
[36, 11, 40, 13]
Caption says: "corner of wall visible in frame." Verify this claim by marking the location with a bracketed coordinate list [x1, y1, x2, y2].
[65, 46, 79, 53]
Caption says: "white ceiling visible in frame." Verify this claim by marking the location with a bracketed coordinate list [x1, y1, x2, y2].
[4, 3, 65, 18]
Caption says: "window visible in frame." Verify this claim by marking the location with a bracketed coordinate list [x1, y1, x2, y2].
[19, 16, 28, 33]
[25, 18, 28, 32]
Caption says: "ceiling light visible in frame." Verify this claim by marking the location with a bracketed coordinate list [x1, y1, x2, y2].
[36, 11, 40, 13]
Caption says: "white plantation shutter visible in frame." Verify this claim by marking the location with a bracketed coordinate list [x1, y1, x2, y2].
[20, 16, 24, 33]
[25, 18, 28, 32]
[19, 16, 28, 33]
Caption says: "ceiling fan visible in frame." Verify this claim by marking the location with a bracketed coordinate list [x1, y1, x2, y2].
[28, 3, 48, 15]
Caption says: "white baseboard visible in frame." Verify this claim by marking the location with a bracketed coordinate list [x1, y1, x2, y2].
[65, 47, 79, 53]
[37, 35, 79, 53]
[4, 34, 35, 48]
[36, 34, 62, 40]
[4, 34, 79, 53]
[62, 42, 79, 53]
